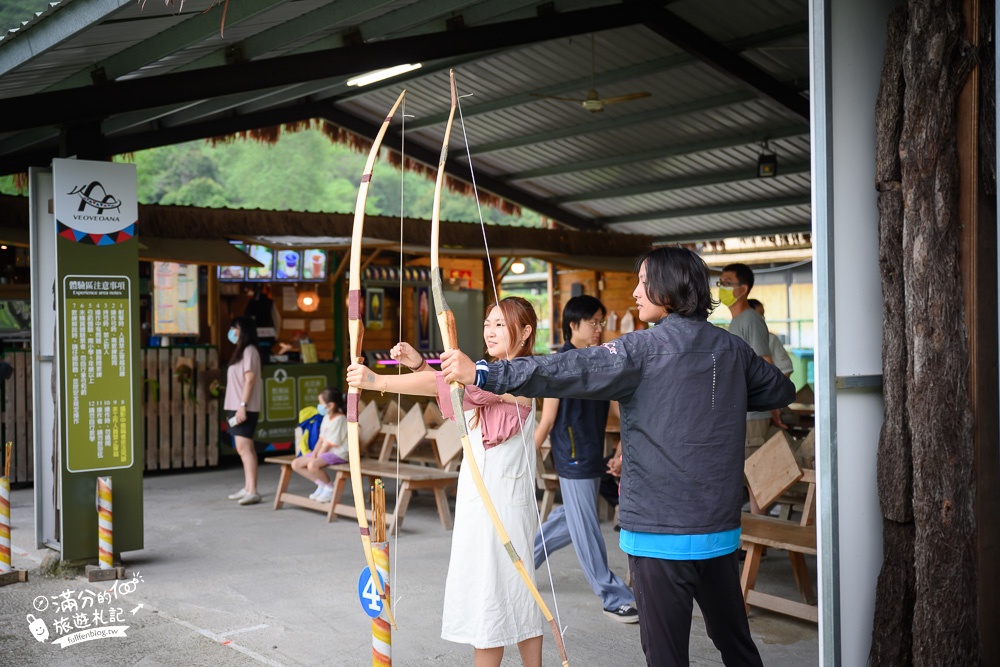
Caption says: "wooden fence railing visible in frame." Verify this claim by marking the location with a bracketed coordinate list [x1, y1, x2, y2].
[1, 348, 221, 483]
[0, 351, 32, 484]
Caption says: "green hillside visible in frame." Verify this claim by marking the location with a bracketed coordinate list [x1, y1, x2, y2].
[1, 129, 541, 227]
[0, 0, 51, 34]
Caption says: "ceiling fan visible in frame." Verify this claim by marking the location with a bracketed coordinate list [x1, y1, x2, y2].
[533, 34, 652, 113]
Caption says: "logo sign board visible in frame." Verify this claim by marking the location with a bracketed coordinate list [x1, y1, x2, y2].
[53, 158, 143, 560]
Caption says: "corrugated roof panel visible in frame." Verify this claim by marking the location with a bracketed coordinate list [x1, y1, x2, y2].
[564, 173, 811, 219]
[471, 97, 807, 179]
[611, 203, 811, 239]
[671, 0, 807, 46]
[0, 0, 812, 242]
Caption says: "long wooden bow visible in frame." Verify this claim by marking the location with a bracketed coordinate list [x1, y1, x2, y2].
[347, 89, 406, 630]
[431, 70, 569, 666]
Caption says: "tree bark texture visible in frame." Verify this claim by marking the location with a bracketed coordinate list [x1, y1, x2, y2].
[899, 0, 979, 664]
[871, 10, 915, 663]
[875, 4, 912, 527]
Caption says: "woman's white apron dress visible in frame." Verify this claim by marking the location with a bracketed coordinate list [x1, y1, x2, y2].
[440, 407, 544, 648]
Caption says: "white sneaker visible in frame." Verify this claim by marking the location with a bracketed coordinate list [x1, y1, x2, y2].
[227, 488, 248, 500]
[308, 485, 323, 500]
[316, 486, 334, 503]
[238, 492, 261, 506]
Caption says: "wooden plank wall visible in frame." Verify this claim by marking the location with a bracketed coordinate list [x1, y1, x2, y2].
[553, 267, 643, 346]
[359, 258, 485, 353]
[0, 351, 33, 484]
[2, 348, 222, 482]
[143, 348, 220, 471]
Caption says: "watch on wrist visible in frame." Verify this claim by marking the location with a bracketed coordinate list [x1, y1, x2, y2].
[239, 401, 247, 407]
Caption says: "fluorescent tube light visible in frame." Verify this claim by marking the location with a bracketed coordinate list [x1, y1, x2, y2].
[346, 64, 422, 87]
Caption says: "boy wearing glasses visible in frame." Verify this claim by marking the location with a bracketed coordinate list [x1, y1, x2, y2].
[533, 295, 637, 622]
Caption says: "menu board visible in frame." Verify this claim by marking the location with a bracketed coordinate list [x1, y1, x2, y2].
[302, 249, 327, 281]
[152, 262, 199, 335]
[275, 249, 300, 280]
[218, 242, 248, 281]
[246, 245, 274, 281]
[62, 276, 133, 471]
[218, 246, 328, 282]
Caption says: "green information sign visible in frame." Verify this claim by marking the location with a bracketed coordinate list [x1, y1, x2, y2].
[53, 157, 143, 560]
[254, 363, 339, 442]
[63, 276, 134, 471]
[298, 375, 328, 409]
[264, 372, 296, 423]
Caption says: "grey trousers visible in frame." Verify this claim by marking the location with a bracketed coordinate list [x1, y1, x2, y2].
[534, 476, 634, 610]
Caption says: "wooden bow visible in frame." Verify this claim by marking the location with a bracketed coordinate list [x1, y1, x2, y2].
[431, 70, 569, 666]
[347, 89, 406, 630]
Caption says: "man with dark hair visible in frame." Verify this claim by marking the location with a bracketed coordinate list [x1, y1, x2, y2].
[534, 295, 636, 623]
[442, 246, 794, 667]
[718, 263, 777, 476]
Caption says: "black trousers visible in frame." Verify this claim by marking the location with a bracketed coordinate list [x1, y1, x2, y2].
[629, 552, 763, 667]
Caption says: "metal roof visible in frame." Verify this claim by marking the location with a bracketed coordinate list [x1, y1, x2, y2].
[0, 0, 810, 242]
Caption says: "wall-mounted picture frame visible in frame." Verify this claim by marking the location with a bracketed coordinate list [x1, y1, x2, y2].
[417, 286, 430, 350]
[366, 288, 385, 330]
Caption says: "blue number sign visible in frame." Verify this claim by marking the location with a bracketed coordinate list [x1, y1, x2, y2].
[357, 567, 385, 618]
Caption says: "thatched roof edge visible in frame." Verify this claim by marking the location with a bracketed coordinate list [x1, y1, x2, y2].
[0, 195, 651, 258]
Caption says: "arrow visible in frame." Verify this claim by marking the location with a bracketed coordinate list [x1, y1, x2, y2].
[130, 604, 143, 615]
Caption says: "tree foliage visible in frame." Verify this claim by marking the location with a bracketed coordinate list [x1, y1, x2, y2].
[0, 0, 50, 35]
[119, 130, 542, 227]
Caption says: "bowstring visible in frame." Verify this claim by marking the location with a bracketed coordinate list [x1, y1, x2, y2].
[390, 101, 414, 615]
[455, 86, 569, 641]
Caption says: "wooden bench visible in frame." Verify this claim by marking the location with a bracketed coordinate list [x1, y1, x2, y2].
[740, 431, 818, 623]
[264, 400, 461, 530]
[740, 504, 817, 622]
[265, 453, 334, 513]
[374, 402, 463, 472]
[264, 454, 459, 530]
[327, 459, 458, 530]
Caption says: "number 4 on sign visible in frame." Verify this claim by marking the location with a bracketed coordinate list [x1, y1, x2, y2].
[357, 567, 386, 618]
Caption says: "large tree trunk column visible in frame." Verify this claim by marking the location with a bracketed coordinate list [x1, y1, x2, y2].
[871, 8, 915, 666]
[872, 0, 979, 664]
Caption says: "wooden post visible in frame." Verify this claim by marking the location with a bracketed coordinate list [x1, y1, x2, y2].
[371, 479, 390, 666]
[0, 455, 29, 586]
[86, 476, 125, 582]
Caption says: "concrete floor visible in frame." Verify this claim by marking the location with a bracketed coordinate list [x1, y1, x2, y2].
[1, 460, 818, 666]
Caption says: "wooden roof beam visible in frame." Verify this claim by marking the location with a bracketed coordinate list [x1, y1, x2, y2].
[0, 2, 647, 133]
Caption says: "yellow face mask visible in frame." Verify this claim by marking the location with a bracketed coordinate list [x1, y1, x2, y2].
[718, 286, 737, 307]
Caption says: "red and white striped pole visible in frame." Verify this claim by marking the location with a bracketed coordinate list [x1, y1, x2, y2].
[97, 477, 113, 570]
[0, 476, 11, 574]
[1, 442, 11, 573]
[371, 540, 391, 667]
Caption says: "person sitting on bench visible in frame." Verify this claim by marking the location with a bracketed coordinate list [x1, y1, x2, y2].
[291, 388, 348, 503]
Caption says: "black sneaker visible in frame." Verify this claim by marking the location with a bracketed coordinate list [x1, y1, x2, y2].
[604, 604, 639, 623]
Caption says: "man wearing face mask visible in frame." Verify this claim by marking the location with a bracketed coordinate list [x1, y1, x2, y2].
[717, 263, 783, 511]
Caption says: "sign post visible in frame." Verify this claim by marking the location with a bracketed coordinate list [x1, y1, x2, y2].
[53, 158, 143, 561]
